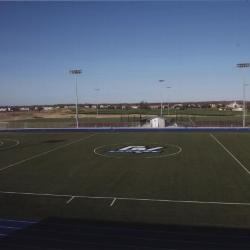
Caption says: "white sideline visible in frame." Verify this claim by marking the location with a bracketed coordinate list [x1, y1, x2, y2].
[0, 218, 37, 224]
[1, 190, 250, 206]
[210, 133, 250, 176]
[0, 134, 96, 172]
[0, 225, 20, 229]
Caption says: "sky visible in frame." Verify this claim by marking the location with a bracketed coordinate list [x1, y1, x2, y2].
[0, 1, 250, 105]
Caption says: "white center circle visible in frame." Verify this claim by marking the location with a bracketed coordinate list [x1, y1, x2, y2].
[94, 143, 182, 159]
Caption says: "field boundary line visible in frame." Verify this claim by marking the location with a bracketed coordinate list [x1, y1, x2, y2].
[0, 134, 96, 172]
[210, 133, 250, 176]
[1, 190, 250, 206]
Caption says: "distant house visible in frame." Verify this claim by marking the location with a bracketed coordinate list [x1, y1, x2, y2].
[0, 108, 7, 112]
[226, 101, 242, 110]
[149, 105, 160, 110]
[188, 104, 198, 108]
[232, 107, 243, 112]
[173, 104, 183, 109]
[210, 104, 217, 108]
[43, 107, 53, 111]
[218, 107, 226, 111]
[130, 105, 139, 109]
[99, 104, 109, 109]
[19, 107, 30, 111]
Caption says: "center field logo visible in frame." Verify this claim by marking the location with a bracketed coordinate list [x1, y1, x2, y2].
[94, 143, 182, 159]
[109, 146, 163, 154]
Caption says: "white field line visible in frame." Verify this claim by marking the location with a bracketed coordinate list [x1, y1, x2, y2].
[0, 218, 37, 224]
[0, 139, 20, 151]
[110, 198, 117, 206]
[210, 133, 250, 176]
[1, 190, 250, 207]
[66, 196, 75, 204]
[0, 225, 20, 229]
[0, 134, 96, 172]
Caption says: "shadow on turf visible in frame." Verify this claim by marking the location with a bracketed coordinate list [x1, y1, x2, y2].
[1, 217, 250, 249]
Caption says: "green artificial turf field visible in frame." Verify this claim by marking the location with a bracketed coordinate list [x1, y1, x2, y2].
[1, 131, 250, 228]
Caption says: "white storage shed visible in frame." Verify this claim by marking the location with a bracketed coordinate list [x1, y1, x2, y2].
[150, 117, 165, 128]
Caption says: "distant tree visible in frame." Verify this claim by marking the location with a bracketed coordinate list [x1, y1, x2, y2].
[200, 103, 210, 109]
[139, 101, 150, 109]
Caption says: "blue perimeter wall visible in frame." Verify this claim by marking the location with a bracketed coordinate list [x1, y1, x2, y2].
[1, 127, 250, 133]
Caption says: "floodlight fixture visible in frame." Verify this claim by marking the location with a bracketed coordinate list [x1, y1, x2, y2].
[70, 69, 82, 74]
[69, 69, 82, 128]
[237, 63, 250, 68]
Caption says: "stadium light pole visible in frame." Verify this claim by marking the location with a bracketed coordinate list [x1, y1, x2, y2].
[69, 69, 82, 128]
[94, 88, 100, 117]
[158, 80, 171, 117]
[158, 80, 165, 117]
[243, 83, 249, 127]
[236, 63, 250, 127]
[166, 86, 172, 116]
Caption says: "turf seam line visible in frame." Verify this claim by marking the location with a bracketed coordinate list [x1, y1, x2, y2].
[0, 134, 96, 172]
[1, 190, 250, 206]
[209, 133, 250, 176]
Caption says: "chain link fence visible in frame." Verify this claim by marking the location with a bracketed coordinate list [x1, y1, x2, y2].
[1, 115, 249, 129]
[0, 121, 141, 129]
